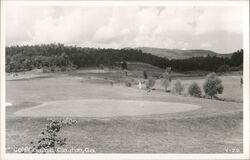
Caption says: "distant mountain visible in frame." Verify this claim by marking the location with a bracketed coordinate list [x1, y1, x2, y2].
[136, 47, 233, 59]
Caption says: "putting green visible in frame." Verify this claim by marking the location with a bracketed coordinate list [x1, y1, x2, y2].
[14, 99, 201, 117]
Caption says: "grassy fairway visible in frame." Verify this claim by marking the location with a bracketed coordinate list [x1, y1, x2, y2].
[6, 69, 243, 153]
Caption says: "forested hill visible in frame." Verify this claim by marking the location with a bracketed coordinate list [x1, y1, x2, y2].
[6, 44, 243, 73]
[136, 47, 233, 59]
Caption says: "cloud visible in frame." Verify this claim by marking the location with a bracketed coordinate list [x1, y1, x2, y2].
[200, 43, 212, 48]
[195, 7, 243, 35]
[5, 6, 243, 53]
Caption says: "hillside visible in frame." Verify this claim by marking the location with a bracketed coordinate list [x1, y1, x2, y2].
[136, 47, 233, 60]
[6, 44, 242, 73]
[127, 62, 163, 71]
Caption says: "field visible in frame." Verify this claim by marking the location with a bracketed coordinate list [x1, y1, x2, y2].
[6, 63, 243, 153]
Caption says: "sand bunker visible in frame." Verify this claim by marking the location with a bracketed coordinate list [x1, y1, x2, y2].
[14, 99, 201, 117]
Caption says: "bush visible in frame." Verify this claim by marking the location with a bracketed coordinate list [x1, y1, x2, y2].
[124, 78, 132, 87]
[188, 82, 202, 97]
[109, 80, 114, 87]
[30, 119, 77, 153]
[229, 64, 243, 71]
[203, 72, 223, 98]
[143, 70, 148, 79]
[172, 80, 184, 95]
[216, 64, 230, 73]
[145, 78, 156, 89]
[121, 61, 127, 70]
[99, 64, 104, 70]
[161, 72, 171, 92]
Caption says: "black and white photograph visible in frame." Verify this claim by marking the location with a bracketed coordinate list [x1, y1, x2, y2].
[0, 0, 249, 159]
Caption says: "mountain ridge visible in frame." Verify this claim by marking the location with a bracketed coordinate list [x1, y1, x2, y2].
[135, 47, 233, 59]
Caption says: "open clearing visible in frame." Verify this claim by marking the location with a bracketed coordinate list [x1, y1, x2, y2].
[6, 68, 243, 153]
[14, 99, 201, 117]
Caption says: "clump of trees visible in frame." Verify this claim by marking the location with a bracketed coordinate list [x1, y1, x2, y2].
[6, 50, 75, 73]
[203, 72, 224, 98]
[229, 49, 243, 67]
[188, 82, 202, 97]
[30, 119, 77, 153]
[187, 72, 224, 99]
[169, 49, 243, 72]
[6, 44, 168, 73]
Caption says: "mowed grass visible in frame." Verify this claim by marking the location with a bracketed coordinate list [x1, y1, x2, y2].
[6, 111, 242, 153]
[6, 68, 243, 153]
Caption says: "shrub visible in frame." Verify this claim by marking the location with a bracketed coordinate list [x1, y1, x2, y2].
[203, 72, 223, 98]
[229, 64, 243, 71]
[124, 71, 128, 76]
[172, 80, 184, 95]
[121, 61, 127, 70]
[109, 80, 114, 87]
[166, 67, 172, 73]
[161, 72, 171, 92]
[188, 82, 202, 97]
[145, 78, 156, 89]
[216, 64, 230, 73]
[240, 77, 243, 87]
[30, 119, 77, 153]
[124, 78, 132, 87]
[143, 70, 148, 79]
[99, 64, 104, 70]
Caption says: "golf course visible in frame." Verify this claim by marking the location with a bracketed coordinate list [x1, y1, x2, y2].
[3, 3, 247, 156]
[6, 64, 243, 153]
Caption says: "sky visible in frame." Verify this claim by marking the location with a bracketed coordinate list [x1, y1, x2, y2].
[5, 6, 243, 53]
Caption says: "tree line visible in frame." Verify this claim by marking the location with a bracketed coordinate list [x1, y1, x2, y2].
[5, 44, 243, 72]
[169, 49, 243, 72]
